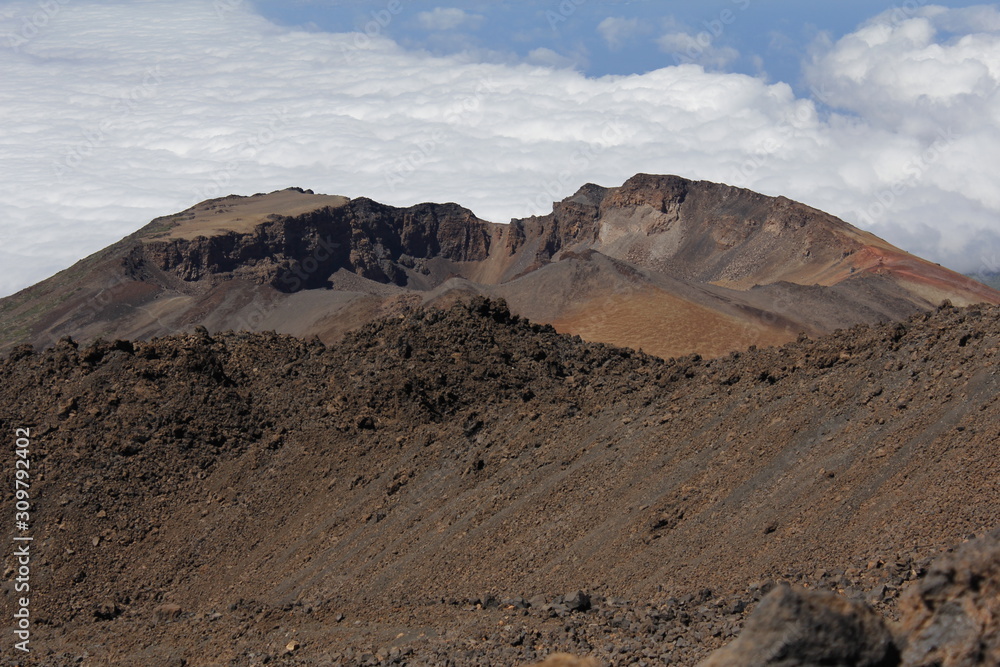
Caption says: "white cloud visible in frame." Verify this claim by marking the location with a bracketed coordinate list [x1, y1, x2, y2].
[805, 10, 1000, 129]
[0, 2, 999, 298]
[802, 4, 1000, 273]
[657, 31, 740, 69]
[525, 47, 578, 69]
[928, 5, 1000, 33]
[417, 7, 483, 32]
[597, 17, 644, 51]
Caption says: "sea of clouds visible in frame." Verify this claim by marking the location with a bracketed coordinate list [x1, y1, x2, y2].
[1, 0, 999, 296]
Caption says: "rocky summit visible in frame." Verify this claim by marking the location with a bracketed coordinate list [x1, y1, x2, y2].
[1, 297, 999, 665]
[2, 174, 997, 360]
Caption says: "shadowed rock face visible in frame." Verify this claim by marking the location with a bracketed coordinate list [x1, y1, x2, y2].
[140, 198, 494, 290]
[2, 175, 998, 358]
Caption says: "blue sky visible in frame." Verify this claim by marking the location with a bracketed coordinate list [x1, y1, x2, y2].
[250, 0, 978, 89]
[1, 0, 999, 297]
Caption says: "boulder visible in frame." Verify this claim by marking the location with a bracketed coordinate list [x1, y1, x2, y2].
[699, 584, 898, 666]
[563, 590, 592, 612]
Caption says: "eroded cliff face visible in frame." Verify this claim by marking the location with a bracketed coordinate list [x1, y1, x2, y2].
[138, 198, 495, 291]
[127, 175, 998, 304]
[134, 175, 813, 292]
[525, 174, 864, 287]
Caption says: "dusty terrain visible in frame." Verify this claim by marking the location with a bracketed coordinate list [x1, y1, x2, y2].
[152, 190, 350, 241]
[2, 175, 996, 361]
[1, 298, 998, 665]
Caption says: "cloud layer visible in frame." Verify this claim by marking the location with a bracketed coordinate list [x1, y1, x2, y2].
[417, 7, 483, 32]
[0, 1, 998, 297]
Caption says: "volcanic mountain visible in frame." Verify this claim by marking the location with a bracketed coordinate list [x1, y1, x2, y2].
[1, 174, 996, 358]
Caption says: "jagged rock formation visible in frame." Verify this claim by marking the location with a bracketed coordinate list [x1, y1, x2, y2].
[138, 195, 493, 289]
[2, 175, 997, 359]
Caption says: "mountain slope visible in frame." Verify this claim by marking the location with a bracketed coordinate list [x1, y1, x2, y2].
[2, 299, 998, 664]
[1, 176, 997, 359]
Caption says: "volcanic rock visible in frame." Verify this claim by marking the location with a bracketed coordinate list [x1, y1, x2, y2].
[530, 654, 600, 666]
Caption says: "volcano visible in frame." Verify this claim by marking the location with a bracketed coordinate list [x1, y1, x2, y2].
[1, 173, 996, 358]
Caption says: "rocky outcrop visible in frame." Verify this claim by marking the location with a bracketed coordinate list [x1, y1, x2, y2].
[125, 174, 912, 293]
[140, 198, 494, 291]
[3, 174, 999, 358]
[699, 530, 1000, 666]
[600, 172, 692, 212]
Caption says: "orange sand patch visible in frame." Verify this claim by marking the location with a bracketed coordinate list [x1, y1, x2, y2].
[551, 289, 793, 360]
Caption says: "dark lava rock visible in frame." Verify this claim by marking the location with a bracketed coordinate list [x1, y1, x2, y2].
[564, 591, 592, 613]
[2, 299, 1000, 665]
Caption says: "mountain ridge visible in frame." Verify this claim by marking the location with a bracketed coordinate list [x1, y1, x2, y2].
[2, 174, 997, 359]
